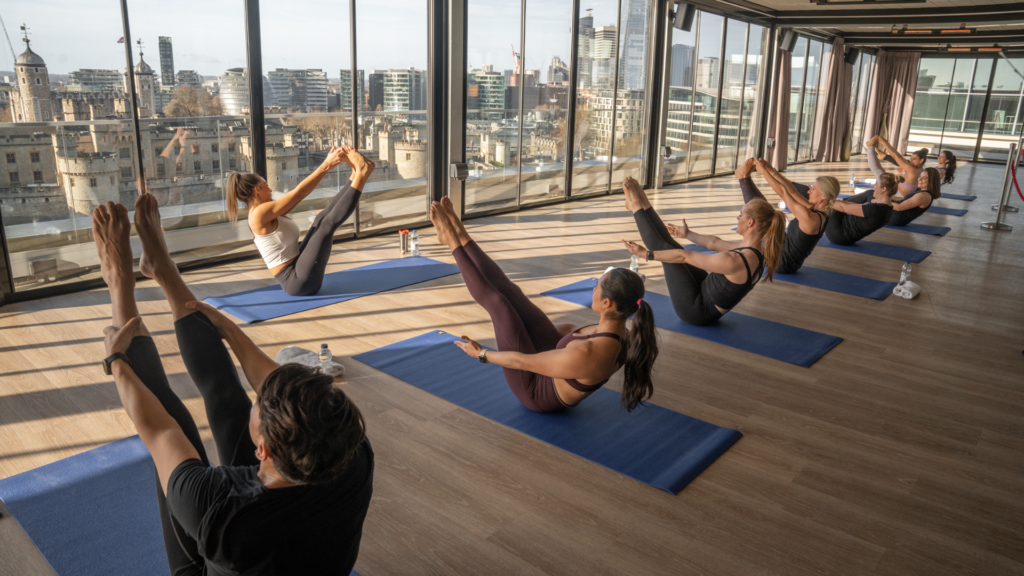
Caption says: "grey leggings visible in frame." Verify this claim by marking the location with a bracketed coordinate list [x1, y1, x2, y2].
[275, 183, 361, 296]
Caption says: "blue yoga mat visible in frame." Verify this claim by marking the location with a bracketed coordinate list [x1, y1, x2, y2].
[817, 236, 931, 262]
[0, 437, 168, 576]
[941, 193, 976, 201]
[205, 256, 460, 323]
[544, 279, 842, 367]
[354, 331, 742, 494]
[883, 223, 951, 236]
[0, 436, 363, 576]
[928, 206, 968, 216]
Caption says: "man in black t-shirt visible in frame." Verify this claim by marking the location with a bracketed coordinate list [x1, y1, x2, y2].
[94, 190, 373, 576]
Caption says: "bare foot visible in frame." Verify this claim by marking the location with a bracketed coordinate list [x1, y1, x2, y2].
[622, 177, 650, 213]
[346, 147, 372, 174]
[430, 202, 459, 251]
[735, 158, 755, 179]
[440, 196, 471, 246]
[93, 202, 135, 289]
[865, 136, 879, 148]
[134, 193, 174, 280]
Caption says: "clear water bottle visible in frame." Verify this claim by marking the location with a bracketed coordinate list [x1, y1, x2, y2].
[409, 229, 419, 256]
[629, 254, 640, 273]
[319, 344, 332, 375]
[850, 172, 856, 187]
[899, 262, 912, 285]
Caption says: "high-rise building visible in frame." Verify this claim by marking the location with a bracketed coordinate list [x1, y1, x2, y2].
[577, 9, 595, 89]
[124, 51, 156, 118]
[468, 66, 506, 115]
[219, 68, 277, 115]
[696, 57, 720, 90]
[382, 69, 426, 112]
[670, 44, 694, 88]
[339, 69, 365, 110]
[267, 68, 329, 112]
[368, 70, 386, 112]
[548, 56, 569, 85]
[10, 39, 55, 122]
[175, 70, 202, 89]
[158, 37, 175, 86]
[620, 0, 649, 90]
[66, 69, 124, 92]
[594, 26, 617, 59]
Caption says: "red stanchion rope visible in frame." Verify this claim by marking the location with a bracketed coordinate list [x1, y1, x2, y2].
[1014, 155, 1024, 203]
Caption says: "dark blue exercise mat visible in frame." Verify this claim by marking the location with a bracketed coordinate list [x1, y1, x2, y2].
[0, 436, 364, 576]
[883, 223, 951, 236]
[927, 206, 968, 216]
[543, 279, 842, 367]
[940, 193, 976, 201]
[205, 256, 460, 323]
[817, 236, 931, 262]
[353, 331, 743, 494]
[0, 436, 169, 576]
[772, 268, 897, 300]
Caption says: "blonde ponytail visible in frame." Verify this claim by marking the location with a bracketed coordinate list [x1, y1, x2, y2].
[746, 199, 786, 283]
[226, 172, 262, 222]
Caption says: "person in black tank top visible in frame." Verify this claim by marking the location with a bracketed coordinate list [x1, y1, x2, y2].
[889, 167, 941, 226]
[736, 159, 838, 274]
[621, 177, 787, 327]
[429, 197, 659, 413]
[825, 171, 900, 245]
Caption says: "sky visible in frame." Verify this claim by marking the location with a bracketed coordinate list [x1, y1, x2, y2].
[1, 0, 616, 83]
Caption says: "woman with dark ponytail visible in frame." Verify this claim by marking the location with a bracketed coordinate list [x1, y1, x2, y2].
[889, 167, 941, 226]
[621, 177, 786, 327]
[430, 197, 658, 413]
[937, 150, 957, 185]
[227, 145, 375, 296]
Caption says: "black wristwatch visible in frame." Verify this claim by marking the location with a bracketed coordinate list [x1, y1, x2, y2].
[478, 350, 488, 364]
[102, 352, 132, 375]
[646, 250, 654, 262]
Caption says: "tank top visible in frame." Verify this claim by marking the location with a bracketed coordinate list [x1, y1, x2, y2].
[780, 211, 826, 272]
[704, 247, 764, 311]
[554, 327, 628, 393]
[250, 215, 300, 269]
[896, 190, 930, 221]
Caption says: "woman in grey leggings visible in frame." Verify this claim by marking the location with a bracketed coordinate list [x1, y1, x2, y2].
[228, 146, 375, 296]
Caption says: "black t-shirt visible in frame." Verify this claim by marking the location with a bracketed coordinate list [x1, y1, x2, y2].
[825, 192, 893, 245]
[167, 439, 374, 576]
[778, 211, 826, 274]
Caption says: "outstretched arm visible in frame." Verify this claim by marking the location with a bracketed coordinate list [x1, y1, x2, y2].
[454, 337, 612, 381]
[832, 200, 866, 218]
[623, 240, 746, 275]
[892, 193, 930, 212]
[875, 137, 916, 175]
[105, 319, 200, 494]
[186, 301, 279, 393]
[755, 159, 814, 212]
[662, 219, 740, 252]
[251, 146, 347, 224]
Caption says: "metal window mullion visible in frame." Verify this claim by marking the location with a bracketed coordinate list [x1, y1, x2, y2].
[732, 22, 751, 171]
[708, 16, 727, 175]
[684, 11, 700, 179]
[804, 39, 824, 161]
[350, 0, 360, 234]
[428, 0, 449, 207]
[639, 0, 667, 188]
[973, 59, 999, 161]
[244, 0, 267, 178]
[653, 0, 674, 188]
[563, 0, 581, 198]
[793, 38, 809, 164]
[118, 0, 146, 180]
[450, 0, 468, 214]
[754, 23, 774, 160]
[515, 0, 527, 206]
[937, 60, 956, 152]
[605, 0, 624, 193]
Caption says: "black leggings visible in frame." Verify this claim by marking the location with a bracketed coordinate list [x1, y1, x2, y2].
[275, 184, 362, 296]
[453, 240, 566, 413]
[633, 207, 722, 326]
[123, 312, 257, 576]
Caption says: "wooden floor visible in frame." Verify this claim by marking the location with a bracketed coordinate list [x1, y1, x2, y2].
[1, 158, 1022, 575]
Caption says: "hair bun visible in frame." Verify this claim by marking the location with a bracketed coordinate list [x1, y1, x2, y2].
[896, 175, 905, 184]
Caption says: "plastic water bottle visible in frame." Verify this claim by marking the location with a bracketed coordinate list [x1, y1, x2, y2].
[850, 172, 856, 187]
[409, 229, 419, 256]
[629, 254, 640, 273]
[319, 344, 332, 375]
[899, 262, 912, 286]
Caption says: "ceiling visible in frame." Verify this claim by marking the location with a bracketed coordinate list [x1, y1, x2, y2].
[686, 0, 1024, 52]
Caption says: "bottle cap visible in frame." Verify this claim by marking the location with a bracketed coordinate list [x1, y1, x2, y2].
[321, 343, 328, 349]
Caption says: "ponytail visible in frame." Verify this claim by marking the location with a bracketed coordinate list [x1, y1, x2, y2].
[815, 176, 840, 214]
[745, 199, 787, 282]
[226, 172, 262, 222]
[923, 167, 941, 200]
[599, 268, 658, 412]
[940, 151, 957, 185]
[878, 173, 900, 199]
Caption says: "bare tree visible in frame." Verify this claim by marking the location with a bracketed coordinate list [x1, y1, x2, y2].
[163, 85, 222, 118]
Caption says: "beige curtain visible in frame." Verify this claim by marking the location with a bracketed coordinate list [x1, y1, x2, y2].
[766, 48, 792, 170]
[812, 38, 852, 162]
[863, 50, 921, 154]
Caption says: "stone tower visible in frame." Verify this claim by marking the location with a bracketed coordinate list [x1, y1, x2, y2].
[124, 47, 156, 119]
[11, 38, 55, 122]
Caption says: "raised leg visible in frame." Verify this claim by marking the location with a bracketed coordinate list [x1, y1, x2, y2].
[622, 176, 652, 214]
[634, 207, 683, 252]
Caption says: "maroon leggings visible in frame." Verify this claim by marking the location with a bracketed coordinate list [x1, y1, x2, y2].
[453, 241, 566, 413]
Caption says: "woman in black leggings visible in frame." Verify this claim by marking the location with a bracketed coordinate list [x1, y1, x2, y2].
[228, 146, 375, 296]
[430, 197, 658, 413]
[825, 164, 899, 245]
[735, 158, 839, 274]
[889, 167, 941, 226]
[620, 177, 786, 327]
[94, 188, 373, 575]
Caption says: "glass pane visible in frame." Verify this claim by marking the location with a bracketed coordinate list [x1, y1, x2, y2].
[688, 12, 722, 179]
[610, 0, 650, 187]
[787, 37, 807, 164]
[520, 0, 573, 206]
[571, 2, 618, 196]
[1, 2, 138, 293]
[908, 57, 956, 153]
[662, 13, 697, 183]
[466, 0, 522, 211]
[937, 60, 986, 158]
[808, 40, 831, 160]
[797, 40, 821, 161]
[978, 58, 1024, 162]
[713, 20, 747, 174]
[851, 54, 872, 151]
[848, 53, 861, 153]
[262, 3, 355, 240]
[358, 1, 430, 228]
[736, 24, 765, 162]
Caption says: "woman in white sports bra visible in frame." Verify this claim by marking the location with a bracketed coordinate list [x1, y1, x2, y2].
[227, 145, 375, 296]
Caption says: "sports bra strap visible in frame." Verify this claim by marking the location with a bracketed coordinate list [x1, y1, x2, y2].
[729, 247, 764, 286]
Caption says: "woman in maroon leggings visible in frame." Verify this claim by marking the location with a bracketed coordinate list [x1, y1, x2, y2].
[430, 198, 659, 413]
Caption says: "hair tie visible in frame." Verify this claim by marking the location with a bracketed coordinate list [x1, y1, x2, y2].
[636, 298, 643, 306]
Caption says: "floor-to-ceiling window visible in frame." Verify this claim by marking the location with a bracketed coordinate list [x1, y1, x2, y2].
[661, 14, 698, 182]
[787, 37, 807, 164]
[687, 12, 723, 179]
[849, 52, 875, 152]
[713, 18, 748, 174]
[979, 57, 1024, 162]
[796, 39, 823, 161]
